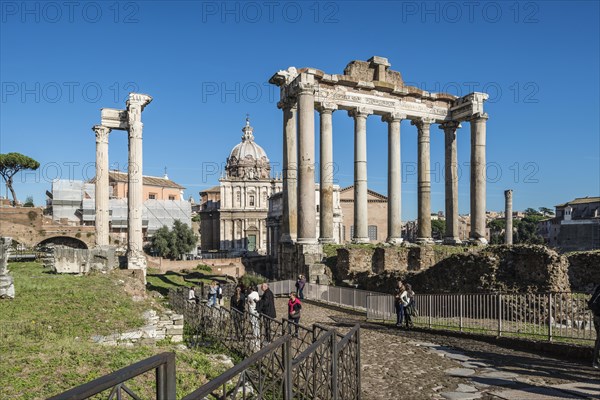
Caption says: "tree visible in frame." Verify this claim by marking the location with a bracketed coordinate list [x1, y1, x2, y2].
[487, 219, 506, 244]
[514, 210, 545, 244]
[539, 207, 555, 216]
[0, 153, 40, 206]
[150, 220, 197, 259]
[23, 196, 34, 207]
[431, 219, 445, 240]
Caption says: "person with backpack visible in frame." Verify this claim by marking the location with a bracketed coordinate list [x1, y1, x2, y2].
[216, 282, 223, 307]
[207, 281, 218, 307]
[403, 283, 416, 330]
[589, 283, 600, 369]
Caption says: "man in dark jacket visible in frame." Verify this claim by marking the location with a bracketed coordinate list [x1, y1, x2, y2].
[258, 283, 276, 342]
[590, 283, 600, 369]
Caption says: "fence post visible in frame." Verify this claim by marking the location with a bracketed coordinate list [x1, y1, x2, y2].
[356, 327, 361, 400]
[497, 293, 502, 337]
[331, 332, 338, 400]
[459, 294, 464, 332]
[156, 353, 176, 400]
[283, 338, 293, 400]
[428, 295, 432, 329]
[548, 292, 553, 342]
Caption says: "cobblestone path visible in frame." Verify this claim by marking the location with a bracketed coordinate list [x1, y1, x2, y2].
[275, 299, 600, 400]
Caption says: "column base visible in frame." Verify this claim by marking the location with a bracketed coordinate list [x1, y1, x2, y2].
[318, 237, 336, 244]
[443, 237, 462, 245]
[415, 237, 434, 244]
[127, 253, 147, 270]
[386, 237, 404, 245]
[297, 238, 318, 245]
[351, 237, 370, 244]
[469, 237, 488, 245]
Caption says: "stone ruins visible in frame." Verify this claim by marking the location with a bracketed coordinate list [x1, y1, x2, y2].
[270, 56, 489, 281]
[0, 237, 15, 299]
[93, 93, 153, 275]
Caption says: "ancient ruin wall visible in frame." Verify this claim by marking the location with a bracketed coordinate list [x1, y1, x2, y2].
[567, 250, 600, 292]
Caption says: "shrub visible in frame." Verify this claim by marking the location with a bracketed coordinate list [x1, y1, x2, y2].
[239, 273, 267, 289]
[196, 264, 212, 273]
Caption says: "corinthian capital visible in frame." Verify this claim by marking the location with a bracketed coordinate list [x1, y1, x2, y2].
[316, 102, 338, 114]
[411, 116, 436, 130]
[92, 125, 111, 143]
[127, 93, 153, 111]
[470, 112, 489, 121]
[439, 121, 461, 131]
[382, 112, 407, 123]
[348, 107, 372, 119]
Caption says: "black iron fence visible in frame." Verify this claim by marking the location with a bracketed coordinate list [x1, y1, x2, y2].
[47, 352, 176, 400]
[169, 287, 361, 400]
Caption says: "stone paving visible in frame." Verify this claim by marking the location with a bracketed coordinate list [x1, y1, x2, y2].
[274, 299, 600, 400]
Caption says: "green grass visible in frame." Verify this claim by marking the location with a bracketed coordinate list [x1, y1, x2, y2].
[0, 262, 230, 399]
[146, 268, 224, 298]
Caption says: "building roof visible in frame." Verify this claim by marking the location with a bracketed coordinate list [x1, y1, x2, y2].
[555, 196, 600, 207]
[340, 185, 388, 201]
[200, 185, 221, 194]
[90, 171, 185, 189]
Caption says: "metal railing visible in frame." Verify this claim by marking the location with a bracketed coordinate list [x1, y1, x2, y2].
[169, 288, 361, 400]
[48, 352, 176, 400]
[366, 291, 597, 343]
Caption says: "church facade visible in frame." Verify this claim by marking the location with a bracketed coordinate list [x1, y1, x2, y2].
[199, 118, 282, 254]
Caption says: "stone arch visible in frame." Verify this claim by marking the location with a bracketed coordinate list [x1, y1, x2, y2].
[37, 236, 88, 249]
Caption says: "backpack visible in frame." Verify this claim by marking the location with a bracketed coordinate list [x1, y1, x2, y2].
[588, 286, 600, 315]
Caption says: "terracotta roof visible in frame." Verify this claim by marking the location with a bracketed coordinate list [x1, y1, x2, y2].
[90, 171, 185, 189]
[340, 185, 388, 201]
[200, 185, 221, 194]
[555, 196, 600, 207]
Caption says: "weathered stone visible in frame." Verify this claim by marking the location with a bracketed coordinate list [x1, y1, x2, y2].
[0, 237, 15, 299]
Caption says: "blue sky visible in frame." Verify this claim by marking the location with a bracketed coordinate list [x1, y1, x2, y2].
[1, 0, 599, 220]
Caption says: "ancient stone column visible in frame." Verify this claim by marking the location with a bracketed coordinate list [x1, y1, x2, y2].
[318, 103, 337, 243]
[126, 93, 153, 270]
[505, 189, 513, 245]
[280, 100, 298, 243]
[440, 121, 461, 244]
[0, 237, 15, 299]
[297, 78, 317, 244]
[412, 118, 435, 244]
[470, 113, 488, 244]
[350, 107, 372, 243]
[383, 113, 405, 244]
[92, 125, 111, 247]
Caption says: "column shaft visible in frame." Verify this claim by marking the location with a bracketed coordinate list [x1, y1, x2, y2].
[319, 105, 336, 243]
[297, 82, 317, 244]
[281, 102, 297, 242]
[470, 113, 488, 243]
[442, 122, 461, 244]
[414, 118, 434, 243]
[351, 108, 371, 243]
[92, 125, 111, 247]
[384, 114, 403, 244]
[505, 189, 513, 245]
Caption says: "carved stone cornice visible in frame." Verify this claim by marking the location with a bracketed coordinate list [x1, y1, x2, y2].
[92, 125, 111, 144]
[381, 112, 407, 123]
[277, 98, 297, 111]
[348, 107, 373, 119]
[297, 81, 315, 96]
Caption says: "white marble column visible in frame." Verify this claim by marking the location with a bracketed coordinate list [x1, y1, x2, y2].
[412, 118, 435, 244]
[126, 93, 152, 270]
[92, 125, 111, 247]
[383, 113, 405, 244]
[505, 189, 513, 245]
[350, 107, 372, 243]
[281, 100, 297, 243]
[441, 121, 462, 244]
[470, 113, 488, 244]
[318, 103, 337, 243]
[297, 78, 317, 244]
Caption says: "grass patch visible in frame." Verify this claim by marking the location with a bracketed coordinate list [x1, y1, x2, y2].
[0, 262, 231, 399]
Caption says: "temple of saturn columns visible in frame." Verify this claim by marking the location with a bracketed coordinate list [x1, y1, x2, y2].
[270, 57, 489, 280]
[91, 93, 153, 273]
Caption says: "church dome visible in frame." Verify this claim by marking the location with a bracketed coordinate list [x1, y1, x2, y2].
[225, 117, 271, 180]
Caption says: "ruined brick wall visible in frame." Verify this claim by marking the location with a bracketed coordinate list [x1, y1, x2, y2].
[567, 250, 600, 291]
